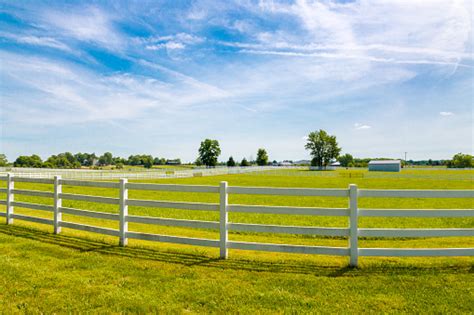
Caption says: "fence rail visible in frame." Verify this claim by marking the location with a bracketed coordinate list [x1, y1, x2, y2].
[0, 173, 473, 266]
[0, 166, 295, 180]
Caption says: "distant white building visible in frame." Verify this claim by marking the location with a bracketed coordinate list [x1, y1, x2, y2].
[368, 160, 401, 172]
[330, 161, 341, 167]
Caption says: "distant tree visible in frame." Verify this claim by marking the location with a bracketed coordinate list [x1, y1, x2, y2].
[99, 152, 113, 166]
[153, 157, 166, 165]
[142, 155, 154, 169]
[0, 154, 8, 167]
[44, 152, 80, 169]
[74, 152, 97, 166]
[338, 153, 354, 167]
[240, 158, 250, 167]
[305, 130, 341, 169]
[115, 162, 124, 169]
[447, 153, 473, 168]
[198, 139, 221, 167]
[256, 148, 269, 166]
[195, 157, 203, 166]
[227, 156, 236, 167]
[113, 156, 126, 165]
[354, 158, 370, 168]
[14, 155, 43, 168]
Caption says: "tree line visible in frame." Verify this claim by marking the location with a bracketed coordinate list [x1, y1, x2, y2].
[196, 130, 473, 169]
[1, 130, 472, 169]
[2, 152, 181, 169]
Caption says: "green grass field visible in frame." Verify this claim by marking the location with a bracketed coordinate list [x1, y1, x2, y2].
[0, 169, 473, 313]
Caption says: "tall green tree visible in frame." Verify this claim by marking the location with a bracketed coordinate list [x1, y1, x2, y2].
[226, 156, 236, 167]
[142, 155, 154, 169]
[14, 155, 43, 168]
[198, 139, 221, 167]
[305, 130, 341, 169]
[75, 152, 97, 167]
[44, 152, 80, 168]
[240, 157, 250, 167]
[256, 148, 269, 166]
[0, 154, 8, 167]
[98, 152, 113, 166]
[338, 153, 354, 167]
[447, 153, 473, 168]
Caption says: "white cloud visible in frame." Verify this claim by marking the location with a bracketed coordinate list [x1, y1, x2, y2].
[440, 111, 454, 116]
[240, 0, 473, 71]
[0, 52, 230, 125]
[354, 123, 371, 130]
[41, 6, 123, 50]
[146, 42, 185, 50]
[0, 32, 72, 52]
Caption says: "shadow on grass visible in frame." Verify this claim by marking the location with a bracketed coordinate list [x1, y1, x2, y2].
[0, 224, 471, 277]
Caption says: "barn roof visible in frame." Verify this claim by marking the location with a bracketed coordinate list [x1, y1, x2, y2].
[368, 160, 401, 165]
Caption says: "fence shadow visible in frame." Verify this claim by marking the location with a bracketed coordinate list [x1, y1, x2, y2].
[0, 225, 470, 277]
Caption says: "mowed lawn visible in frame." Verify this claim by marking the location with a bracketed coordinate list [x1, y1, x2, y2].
[0, 169, 473, 313]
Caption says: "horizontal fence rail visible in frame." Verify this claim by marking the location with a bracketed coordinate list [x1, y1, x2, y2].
[0, 166, 295, 180]
[0, 174, 473, 267]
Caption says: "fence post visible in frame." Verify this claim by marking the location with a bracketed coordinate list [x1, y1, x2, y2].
[119, 178, 128, 246]
[349, 184, 359, 267]
[219, 181, 228, 259]
[6, 173, 14, 225]
[53, 175, 62, 234]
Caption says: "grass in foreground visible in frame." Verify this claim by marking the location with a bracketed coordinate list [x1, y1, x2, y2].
[0, 169, 473, 312]
[0, 224, 473, 313]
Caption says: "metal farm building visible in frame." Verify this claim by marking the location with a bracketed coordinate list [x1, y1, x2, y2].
[368, 160, 401, 172]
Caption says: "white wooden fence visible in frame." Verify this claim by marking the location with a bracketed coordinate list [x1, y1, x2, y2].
[0, 174, 473, 266]
[0, 166, 293, 180]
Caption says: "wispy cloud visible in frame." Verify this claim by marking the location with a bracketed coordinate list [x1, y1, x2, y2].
[1, 51, 230, 125]
[354, 123, 371, 130]
[440, 111, 454, 116]
[0, 32, 72, 52]
[41, 6, 123, 50]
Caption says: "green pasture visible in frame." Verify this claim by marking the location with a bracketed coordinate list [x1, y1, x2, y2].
[0, 168, 472, 312]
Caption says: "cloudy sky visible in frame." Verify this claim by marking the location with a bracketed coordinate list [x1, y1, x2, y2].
[0, 0, 472, 162]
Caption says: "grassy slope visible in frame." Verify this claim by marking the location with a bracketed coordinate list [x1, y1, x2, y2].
[0, 169, 473, 313]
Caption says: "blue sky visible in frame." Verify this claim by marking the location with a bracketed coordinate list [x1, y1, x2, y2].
[0, 0, 472, 162]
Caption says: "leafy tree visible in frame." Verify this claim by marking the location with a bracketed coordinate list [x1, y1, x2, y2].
[256, 148, 269, 166]
[142, 155, 154, 169]
[198, 139, 221, 167]
[0, 154, 8, 167]
[227, 156, 236, 167]
[14, 155, 43, 168]
[338, 153, 354, 167]
[98, 152, 113, 166]
[240, 157, 250, 167]
[113, 156, 126, 165]
[195, 157, 203, 166]
[74, 152, 96, 166]
[44, 152, 80, 168]
[447, 153, 473, 168]
[305, 130, 341, 169]
[128, 155, 141, 166]
[153, 157, 166, 165]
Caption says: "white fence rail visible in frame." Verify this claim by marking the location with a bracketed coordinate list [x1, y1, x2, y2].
[0, 174, 473, 266]
[0, 166, 295, 180]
